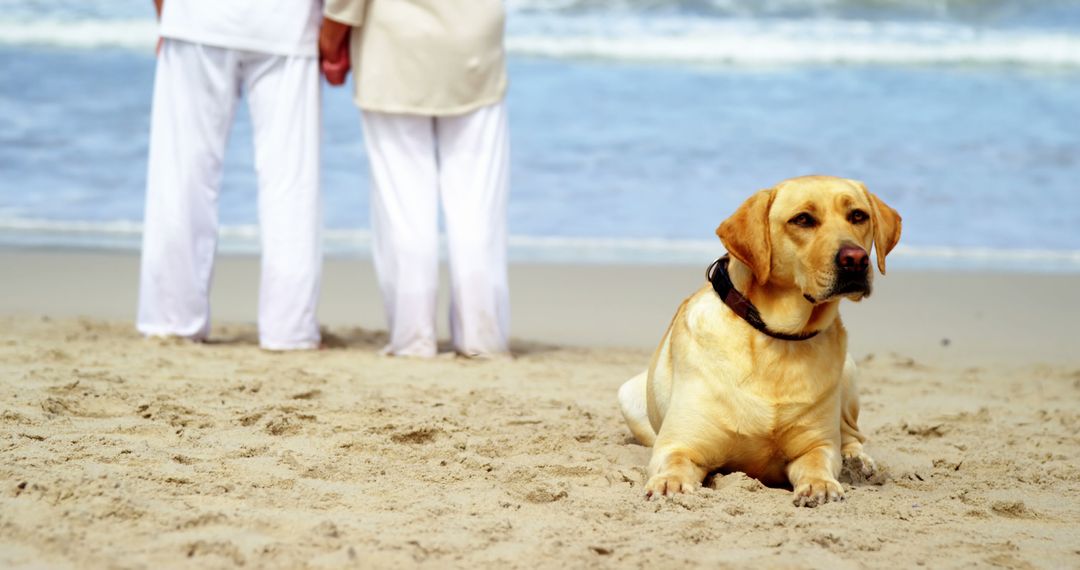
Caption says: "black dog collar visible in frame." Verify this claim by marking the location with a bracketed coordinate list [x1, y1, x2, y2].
[707, 256, 820, 342]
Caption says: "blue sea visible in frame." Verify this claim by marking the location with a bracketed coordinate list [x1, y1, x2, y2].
[1, 0, 1080, 271]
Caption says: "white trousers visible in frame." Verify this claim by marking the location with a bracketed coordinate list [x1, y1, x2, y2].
[138, 39, 322, 350]
[361, 102, 511, 357]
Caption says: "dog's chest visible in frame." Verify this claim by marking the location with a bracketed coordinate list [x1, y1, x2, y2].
[738, 343, 839, 397]
[720, 354, 844, 465]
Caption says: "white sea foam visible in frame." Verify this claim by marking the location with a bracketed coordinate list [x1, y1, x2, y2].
[3, 218, 1079, 271]
[3, 15, 1079, 68]
[506, 15, 1080, 67]
[0, 218, 145, 235]
[0, 19, 157, 50]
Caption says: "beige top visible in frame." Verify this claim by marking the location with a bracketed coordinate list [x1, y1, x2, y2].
[325, 0, 508, 116]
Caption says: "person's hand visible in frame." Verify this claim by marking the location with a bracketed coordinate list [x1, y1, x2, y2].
[319, 17, 351, 86]
[320, 39, 350, 86]
[319, 17, 349, 58]
[153, 0, 164, 56]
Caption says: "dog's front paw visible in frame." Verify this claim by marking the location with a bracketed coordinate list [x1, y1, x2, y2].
[842, 448, 878, 481]
[644, 472, 699, 499]
[792, 478, 844, 507]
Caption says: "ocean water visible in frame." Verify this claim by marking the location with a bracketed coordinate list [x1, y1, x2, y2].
[1, 0, 1080, 271]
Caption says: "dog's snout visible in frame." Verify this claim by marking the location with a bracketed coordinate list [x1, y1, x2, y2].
[836, 246, 869, 272]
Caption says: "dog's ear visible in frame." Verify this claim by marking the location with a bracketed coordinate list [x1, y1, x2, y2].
[853, 181, 902, 274]
[716, 188, 775, 285]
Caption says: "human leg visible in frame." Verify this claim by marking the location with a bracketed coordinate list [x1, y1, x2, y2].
[137, 40, 239, 340]
[243, 52, 322, 350]
[435, 101, 511, 356]
[360, 111, 440, 357]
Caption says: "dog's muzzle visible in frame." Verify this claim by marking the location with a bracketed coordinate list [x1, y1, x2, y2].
[828, 245, 871, 297]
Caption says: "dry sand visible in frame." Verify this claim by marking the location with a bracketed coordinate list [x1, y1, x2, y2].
[1, 249, 1079, 569]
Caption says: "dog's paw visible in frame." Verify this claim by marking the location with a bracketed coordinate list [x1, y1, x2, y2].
[792, 478, 844, 508]
[842, 449, 879, 481]
[644, 472, 699, 499]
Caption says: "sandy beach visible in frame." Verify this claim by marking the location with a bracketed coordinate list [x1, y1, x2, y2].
[2, 248, 1079, 569]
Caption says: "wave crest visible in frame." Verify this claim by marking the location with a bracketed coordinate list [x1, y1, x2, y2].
[3, 16, 1080, 67]
[507, 18, 1080, 66]
[0, 19, 158, 50]
[2, 218, 1079, 271]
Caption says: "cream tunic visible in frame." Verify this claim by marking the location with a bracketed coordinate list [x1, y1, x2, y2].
[324, 0, 508, 116]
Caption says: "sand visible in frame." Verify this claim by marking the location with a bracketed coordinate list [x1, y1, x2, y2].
[1, 249, 1079, 569]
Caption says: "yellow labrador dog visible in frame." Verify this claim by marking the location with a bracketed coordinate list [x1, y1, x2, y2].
[618, 175, 901, 507]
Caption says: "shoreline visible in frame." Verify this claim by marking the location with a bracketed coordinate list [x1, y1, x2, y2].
[4, 246, 1078, 367]
[4, 228, 1080, 273]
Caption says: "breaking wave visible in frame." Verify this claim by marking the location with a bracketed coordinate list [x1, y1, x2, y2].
[3, 218, 1079, 271]
[2, 14, 1079, 68]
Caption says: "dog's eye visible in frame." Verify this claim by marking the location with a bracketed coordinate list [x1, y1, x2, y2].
[788, 213, 817, 228]
[848, 209, 869, 224]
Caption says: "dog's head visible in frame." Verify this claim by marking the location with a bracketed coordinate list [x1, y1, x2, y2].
[716, 175, 902, 303]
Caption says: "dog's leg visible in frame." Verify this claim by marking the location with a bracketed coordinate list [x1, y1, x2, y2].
[618, 371, 656, 446]
[786, 443, 844, 507]
[839, 355, 877, 479]
[641, 369, 719, 498]
[644, 443, 709, 498]
[644, 407, 716, 497]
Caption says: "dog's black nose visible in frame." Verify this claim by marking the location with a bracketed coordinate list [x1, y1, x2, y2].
[836, 246, 869, 272]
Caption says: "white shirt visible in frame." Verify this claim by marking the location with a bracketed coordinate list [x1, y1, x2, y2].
[160, 0, 322, 57]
